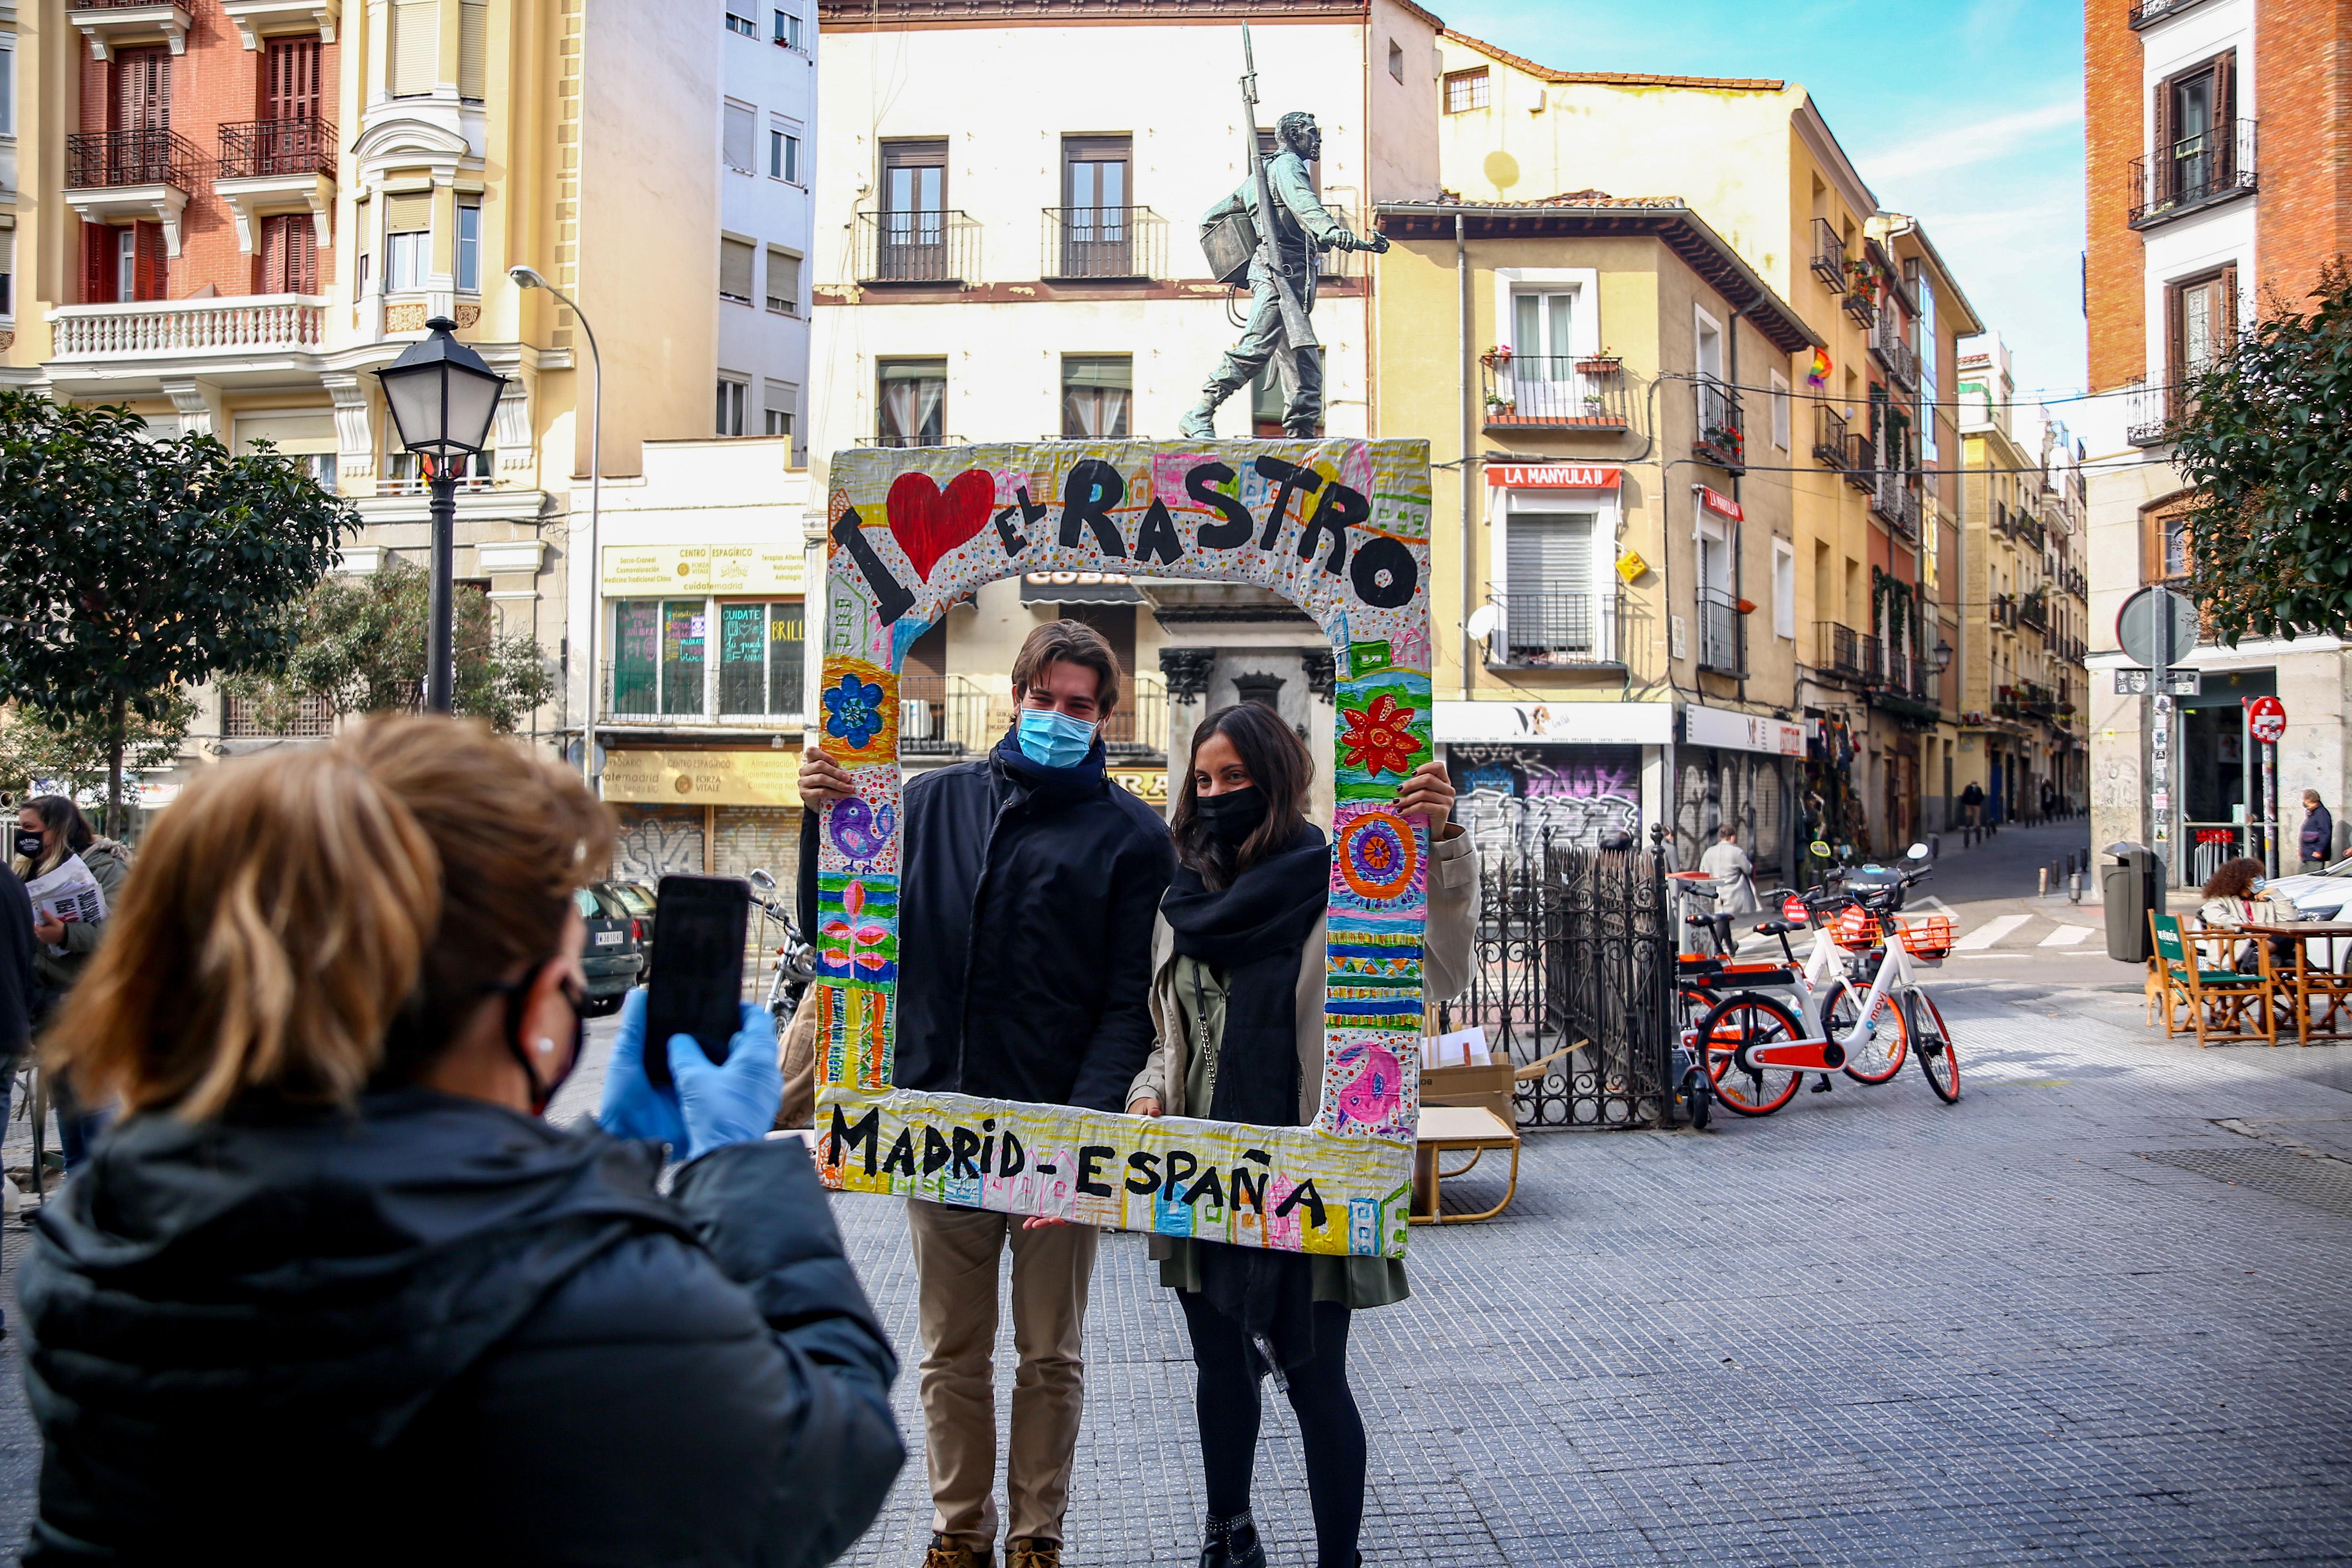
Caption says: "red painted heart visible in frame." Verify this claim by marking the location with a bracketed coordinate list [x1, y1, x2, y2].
[886, 469, 994, 582]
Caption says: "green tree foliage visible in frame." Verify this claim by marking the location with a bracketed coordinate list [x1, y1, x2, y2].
[0, 393, 350, 831]
[0, 689, 199, 806]
[2175, 258, 2352, 645]
[228, 555, 555, 734]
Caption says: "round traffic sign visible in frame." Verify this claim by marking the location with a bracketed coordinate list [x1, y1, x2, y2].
[2249, 695, 2287, 745]
[1781, 895, 1808, 923]
[2116, 585, 2201, 669]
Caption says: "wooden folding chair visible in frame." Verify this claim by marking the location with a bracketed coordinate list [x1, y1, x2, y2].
[2151, 914, 2275, 1047]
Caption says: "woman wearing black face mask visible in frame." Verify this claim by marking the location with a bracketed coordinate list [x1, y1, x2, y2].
[1127, 702, 1477, 1568]
[20, 715, 903, 1568]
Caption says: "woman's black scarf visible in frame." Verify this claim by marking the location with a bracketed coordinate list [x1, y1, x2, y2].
[1160, 820, 1329, 1369]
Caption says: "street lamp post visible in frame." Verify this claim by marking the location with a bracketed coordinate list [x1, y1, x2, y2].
[376, 317, 508, 713]
[508, 265, 603, 789]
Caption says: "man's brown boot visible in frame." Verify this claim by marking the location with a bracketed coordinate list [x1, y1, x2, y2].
[1005, 1538, 1061, 1568]
[922, 1534, 992, 1568]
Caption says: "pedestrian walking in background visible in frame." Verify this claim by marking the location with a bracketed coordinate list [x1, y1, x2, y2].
[20, 716, 903, 1568]
[2300, 790, 2334, 872]
[1697, 823, 1760, 914]
[800, 620, 1176, 1568]
[13, 796, 128, 1169]
[1959, 781, 1986, 832]
[0, 855, 32, 1337]
[1127, 703, 1477, 1568]
[2041, 780, 2058, 823]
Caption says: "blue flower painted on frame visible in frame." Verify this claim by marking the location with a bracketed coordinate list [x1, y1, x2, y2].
[823, 674, 887, 749]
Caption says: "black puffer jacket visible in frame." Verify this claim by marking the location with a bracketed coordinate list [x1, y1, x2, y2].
[808, 730, 1173, 1113]
[20, 1090, 903, 1567]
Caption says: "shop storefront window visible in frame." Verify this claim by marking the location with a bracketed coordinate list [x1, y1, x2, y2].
[608, 598, 710, 716]
[717, 599, 805, 716]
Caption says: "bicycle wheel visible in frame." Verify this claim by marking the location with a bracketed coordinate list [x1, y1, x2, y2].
[1681, 1067, 1713, 1131]
[1834, 980, 1908, 1084]
[1912, 992, 1961, 1103]
[1698, 993, 1805, 1117]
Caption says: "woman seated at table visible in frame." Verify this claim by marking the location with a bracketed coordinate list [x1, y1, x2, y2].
[2199, 855, 2299, 971]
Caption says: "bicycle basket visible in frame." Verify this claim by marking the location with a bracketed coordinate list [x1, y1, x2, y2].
[1896, 915, 1954, 961]
[1831, 906, 1880, 947]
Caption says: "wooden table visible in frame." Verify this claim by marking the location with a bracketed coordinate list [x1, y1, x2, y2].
[1411, 1105, 1520, 1224]
[2239, 923, 2352, 1044]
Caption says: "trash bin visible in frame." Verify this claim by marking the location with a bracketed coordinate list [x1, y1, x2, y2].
[2103, 842, 2164, 962]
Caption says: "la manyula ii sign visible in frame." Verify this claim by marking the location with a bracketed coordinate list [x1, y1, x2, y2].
[814, 439, 1434, 1259]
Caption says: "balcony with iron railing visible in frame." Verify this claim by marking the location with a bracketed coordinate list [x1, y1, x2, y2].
[2130, 119, 2257, 228]
[216, 116, 336, 179]
[1483, 591, 1621, 669]
[1040, 206, 1166, 280]
[1692, 376, 1744, 473]
[1812, 404, 1848, 471]
[1480, 353, 1633, 432]
[1841, 286, 1876, 328]
[855, 209, 982, 285]
[2018, 590, 2050, 634]
[66, 127, 202, 191]
[1695, 589, 1745, 677]
[1810, 216, 1847, 294]
[1815, 621, 1869, 683]
[2129, 0, 2207, 23]
[1868, 310, 1918, 388]
[1869, 467, 1920, 540]
[1990, 593, 2018, 632]
[2060, 565, 2088, 600]
[1842, 431, 1875, 493]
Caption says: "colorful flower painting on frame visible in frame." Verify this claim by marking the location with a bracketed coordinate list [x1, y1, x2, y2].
[813, 440, 1433, 1260]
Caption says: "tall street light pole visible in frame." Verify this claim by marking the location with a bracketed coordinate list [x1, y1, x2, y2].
[376, 317, 508, 713]
[509, 265, 603, 789]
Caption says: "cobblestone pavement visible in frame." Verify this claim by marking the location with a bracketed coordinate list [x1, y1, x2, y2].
[0, 965, 2348, 1562]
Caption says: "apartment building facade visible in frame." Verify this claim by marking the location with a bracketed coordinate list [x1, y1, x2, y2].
[1373, 195, 1816, 876]
[715, 0, 811, 463]
[806, 0, 1445, 812]
[2081, 0, 2352, 883]
[1957, 337, 2092, 825]
[1422, 32, 1982, 863]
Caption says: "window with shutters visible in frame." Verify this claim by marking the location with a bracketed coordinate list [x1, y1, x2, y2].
[715, 377, 747, 438]
[391, 0, 439, 99]
[2152, 51, 2236, 213]
[262, 36, 321, 120]
[0, 35, 13, 136]
[719, 236, 755, 303]
[723, 102, 756, 173]
[2166, 265, 2235, 425]
[1772, 539, 1796, 641]
[259, 214, 317, 294]
[1504, 511, 1598, 661]
[724, 6, 756, 36]
[769, 124, 803, 184]
[115, 47, 170, 131]
[459, 0, 486, 100]
[1769, 370, 1792, 451]
[764, 381, 799, 456]
[765, 247, 800, 314]
[385, 190, 431, 290]
[880, 140, 947, 267]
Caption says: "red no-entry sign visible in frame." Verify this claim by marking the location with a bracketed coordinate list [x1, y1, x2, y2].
[2249, 695, 2288, 744]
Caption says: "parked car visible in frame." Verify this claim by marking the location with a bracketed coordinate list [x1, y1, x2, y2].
[598, 878, 659, 947]
[574, 884, 646, 1015]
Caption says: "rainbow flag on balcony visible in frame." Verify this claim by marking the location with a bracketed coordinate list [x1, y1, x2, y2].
[1807, 349, 1831, 388]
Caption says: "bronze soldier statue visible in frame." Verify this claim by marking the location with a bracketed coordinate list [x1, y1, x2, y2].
[1180, 111, 1389, 440]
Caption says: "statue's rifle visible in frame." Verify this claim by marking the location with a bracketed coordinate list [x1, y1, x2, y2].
[1240, 25, 1318, 350]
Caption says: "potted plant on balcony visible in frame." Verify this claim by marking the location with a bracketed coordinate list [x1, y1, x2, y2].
[1575, 350, 1621, 375]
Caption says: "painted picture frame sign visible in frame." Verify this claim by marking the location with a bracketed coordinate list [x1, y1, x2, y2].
[814, 439, 1434, 1260]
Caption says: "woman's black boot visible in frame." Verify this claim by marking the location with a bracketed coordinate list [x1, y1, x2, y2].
[1199, 1511, 1266, 1568]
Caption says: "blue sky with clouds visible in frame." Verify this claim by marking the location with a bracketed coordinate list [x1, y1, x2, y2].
[1434, 0, 2088, 398]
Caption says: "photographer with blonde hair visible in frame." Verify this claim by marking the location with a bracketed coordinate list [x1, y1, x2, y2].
[21, 716, 902, 1567]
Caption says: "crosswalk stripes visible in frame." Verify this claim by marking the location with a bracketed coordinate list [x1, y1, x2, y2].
[2038, 924, 2096, 947]
[1952, 914, 2032, 951]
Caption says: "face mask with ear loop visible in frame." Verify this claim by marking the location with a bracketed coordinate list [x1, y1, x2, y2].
[482, 960, 587, 1116]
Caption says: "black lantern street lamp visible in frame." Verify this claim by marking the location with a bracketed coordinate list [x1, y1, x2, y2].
[376, 316, 507, 713]
[1933, 638, 1954, 672]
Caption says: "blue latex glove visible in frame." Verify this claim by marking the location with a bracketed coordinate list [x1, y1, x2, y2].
[667, 1003, 783, 1163]
[594, 988, 687, 1150]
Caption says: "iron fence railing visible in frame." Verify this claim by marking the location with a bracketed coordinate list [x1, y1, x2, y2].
[1696, 588, 1744, 677]
[1435, 835, 1675, 1129]
[1843, 430, 1876, 492]
[1040, 205, 1166, 279]
[1869, 310, 1918, 387]
[1480, 353, 1633, 430]
[66, 127, 201, 190]
[1841, 287, 1876, 328]
[1486, 590, 1618, 667]
[2130, 119, 2257, 227]
[1812, 404, 1848, 470]
[1810, 216, 1847, 293]
[855, 208, 981, 284]
[216, 115, 336, 179]
[1817, 621, 1867, 682]
[1692, 375, 1744, 472]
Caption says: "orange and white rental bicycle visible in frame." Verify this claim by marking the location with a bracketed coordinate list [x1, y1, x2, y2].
[1692, 844, 1962, 1116]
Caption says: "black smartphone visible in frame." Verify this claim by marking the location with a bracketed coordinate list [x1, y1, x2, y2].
[642, 875, 750, 1089]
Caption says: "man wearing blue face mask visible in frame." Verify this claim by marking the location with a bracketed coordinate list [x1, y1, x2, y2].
[799, 619, 1175, 1568]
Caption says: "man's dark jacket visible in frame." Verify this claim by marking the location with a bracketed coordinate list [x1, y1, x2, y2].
[19, 1091, 903, 1566]
[2304, 802, 2335, 864]
[804, 730, 1174, 1113]
[0, 864, 33, 1058]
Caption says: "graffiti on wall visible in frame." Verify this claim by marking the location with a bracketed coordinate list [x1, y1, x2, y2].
[814, 439, 1434, 1260]
[612, 809, 704, 883]
[1447, 744, 1642, 852]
